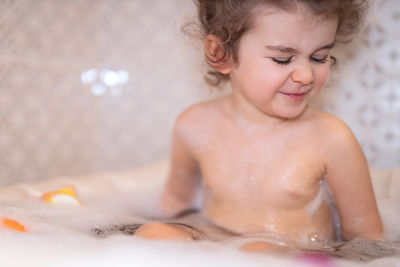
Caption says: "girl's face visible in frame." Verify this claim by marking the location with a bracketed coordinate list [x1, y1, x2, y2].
[228, 4, 338, 120]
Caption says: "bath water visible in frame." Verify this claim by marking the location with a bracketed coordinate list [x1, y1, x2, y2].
[0, 162, 399, 266]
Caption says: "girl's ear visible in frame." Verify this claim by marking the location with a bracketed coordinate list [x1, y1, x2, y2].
[204, 35, 233, 74]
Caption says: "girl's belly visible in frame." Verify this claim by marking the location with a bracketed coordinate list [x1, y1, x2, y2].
[203, 201, 336, 245]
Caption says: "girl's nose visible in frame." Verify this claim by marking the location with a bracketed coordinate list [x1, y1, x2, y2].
[291, 64, 314, 85]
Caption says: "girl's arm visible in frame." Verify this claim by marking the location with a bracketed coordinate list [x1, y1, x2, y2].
[160, 116, 201, 218]
[325, 121, 383, 241]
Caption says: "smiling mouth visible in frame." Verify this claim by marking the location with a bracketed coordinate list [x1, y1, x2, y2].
[280, 90, 312, 101]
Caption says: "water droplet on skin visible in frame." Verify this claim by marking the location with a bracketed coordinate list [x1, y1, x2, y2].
[309, 233, 319, 242]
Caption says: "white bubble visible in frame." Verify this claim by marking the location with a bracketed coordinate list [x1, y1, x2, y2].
[81, 69, 97, 84]
[117, 70, 129, 84]
[91, 82, 107, 96]
[102, 70, 120, 87]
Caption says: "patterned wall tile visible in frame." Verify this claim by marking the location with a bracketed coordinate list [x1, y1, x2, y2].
[314, 0, 400, 168]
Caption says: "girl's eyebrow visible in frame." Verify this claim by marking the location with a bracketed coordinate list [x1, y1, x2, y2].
[265, 45, 299, 54]
[314, 42, 335, 52]
[265, 42, 335, 54]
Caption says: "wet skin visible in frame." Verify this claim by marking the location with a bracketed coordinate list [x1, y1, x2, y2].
[163, 99, 336, 244]
[136, 3, 383, 246]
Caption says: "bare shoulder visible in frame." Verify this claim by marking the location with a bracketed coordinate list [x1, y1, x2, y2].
[176, 98, 221, 122]
[305, 108, 368, 176]
[172, 97, 228, 152]
[174, 97, 227, 133]
[306, 108, 359, 148]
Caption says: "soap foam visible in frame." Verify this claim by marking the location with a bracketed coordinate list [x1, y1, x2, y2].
[0, 162, 400, 266]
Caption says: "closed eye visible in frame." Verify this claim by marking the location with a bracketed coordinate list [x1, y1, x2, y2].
[310, 55, 329, 64]
[271, 55, 329, 65]
[272, 57, 293, 65]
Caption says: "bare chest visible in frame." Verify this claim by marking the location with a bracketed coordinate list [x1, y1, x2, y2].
[196, 129, 326, 209]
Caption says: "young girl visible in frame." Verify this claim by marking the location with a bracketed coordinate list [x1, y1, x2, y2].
[134, 0, 383, 250]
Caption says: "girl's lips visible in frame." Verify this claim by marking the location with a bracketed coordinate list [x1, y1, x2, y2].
[280, 90, 311, 101]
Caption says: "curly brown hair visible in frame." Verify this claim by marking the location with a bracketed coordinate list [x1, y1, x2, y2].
[196, 0, 369, 86]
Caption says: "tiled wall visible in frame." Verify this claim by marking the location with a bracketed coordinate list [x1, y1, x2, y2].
[0, 0, 399, 185]
[314, 0, 400, 169]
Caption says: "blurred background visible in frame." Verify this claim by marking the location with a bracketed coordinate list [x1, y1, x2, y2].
[0, 0, 399, 185]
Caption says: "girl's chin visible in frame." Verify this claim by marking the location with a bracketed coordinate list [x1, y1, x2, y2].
[271, 105, 308, 120]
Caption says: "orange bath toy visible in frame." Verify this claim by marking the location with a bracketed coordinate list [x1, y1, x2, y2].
[2, 218, 27, 232]
[42, 185, 82, 205]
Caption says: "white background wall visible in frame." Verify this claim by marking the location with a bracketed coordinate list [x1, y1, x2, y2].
[0, 0, 399, 185]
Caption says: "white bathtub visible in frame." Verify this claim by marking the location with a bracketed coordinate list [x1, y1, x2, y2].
[0, 160, 399, 266]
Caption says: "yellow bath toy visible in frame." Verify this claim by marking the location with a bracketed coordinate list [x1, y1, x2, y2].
[2, 218, 27, 232]
[42, 185, 82, 205]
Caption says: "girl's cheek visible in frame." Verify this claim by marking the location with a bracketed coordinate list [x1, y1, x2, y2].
[316, 66, 331, 88]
